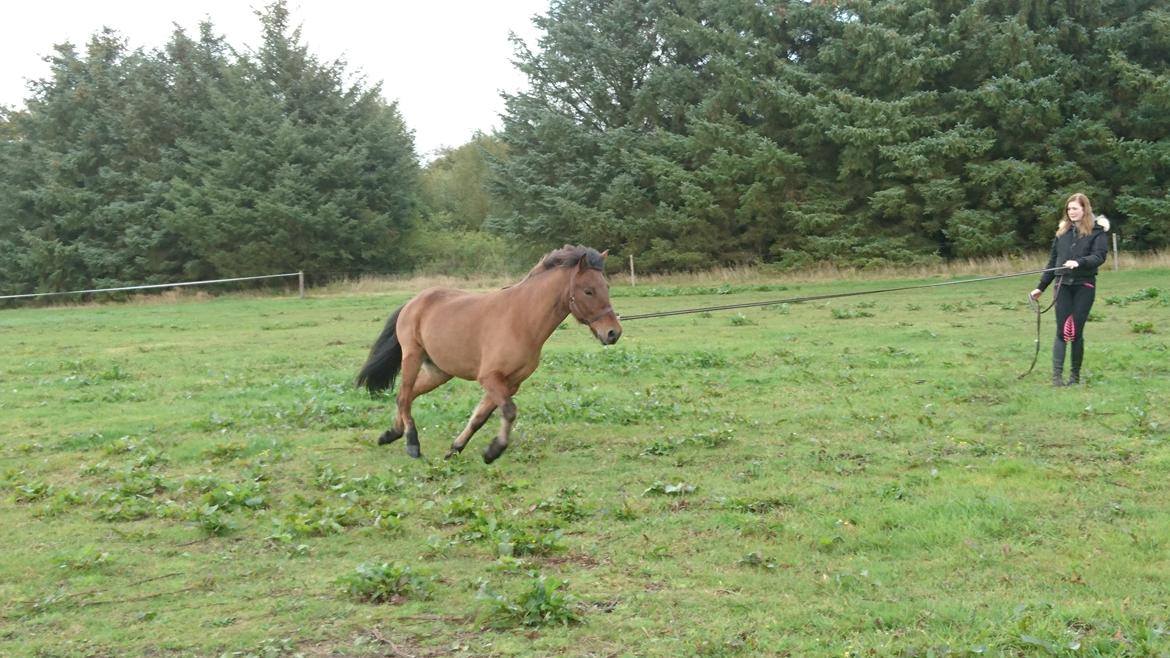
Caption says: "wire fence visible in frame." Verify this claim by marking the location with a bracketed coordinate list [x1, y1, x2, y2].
[0, 272, 304, 302]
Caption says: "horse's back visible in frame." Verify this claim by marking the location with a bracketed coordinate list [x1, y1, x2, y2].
[407, 287, 491, 323]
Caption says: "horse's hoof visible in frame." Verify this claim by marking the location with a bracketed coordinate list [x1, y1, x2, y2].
[377, 429, 403, 446]
[444, 450, 459, 460]
[482, 445, 504, 464]
[406, 444, 421, 459]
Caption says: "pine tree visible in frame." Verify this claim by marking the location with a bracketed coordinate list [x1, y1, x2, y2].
[494, 0, 811, 269]
[4, 31, 177, 292]
[161, 2, 419, 279]
[492, 0, 1170, 268]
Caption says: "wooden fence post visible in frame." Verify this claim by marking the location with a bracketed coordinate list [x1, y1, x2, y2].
[1112, 233, 1119, 271]
[298, 271, 305, 298]
[629, 255, 636, 287]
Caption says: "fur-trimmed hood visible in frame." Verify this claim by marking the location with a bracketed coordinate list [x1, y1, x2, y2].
[1095, 215, 1111, 231]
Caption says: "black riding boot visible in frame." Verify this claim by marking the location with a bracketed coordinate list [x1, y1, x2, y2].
[1051, 339, 1066, 387]
[1067, 339, 1084, 385]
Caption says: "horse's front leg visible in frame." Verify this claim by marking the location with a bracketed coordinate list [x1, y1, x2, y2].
[445, 394, 497, 459]
[478, 373, 518, 464]
[483, 399, 516, 465]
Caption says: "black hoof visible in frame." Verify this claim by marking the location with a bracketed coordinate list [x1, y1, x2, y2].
[444, 449, 461, 460]
[404, 427, 420, 458]
[482, 443, 506, 464]
[377, 429, 403, 446]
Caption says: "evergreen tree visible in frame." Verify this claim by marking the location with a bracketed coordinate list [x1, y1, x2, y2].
[161, 2, 418, 279]
[0, 107, 38, 295]
[1097, 2, 1170, 247]
[493, 0, 811, 270]
[4, 0, 1167, 287]
[493, 0, 1170, 268]
[1, 31, 179, 293]
[0, 0, 420, 295]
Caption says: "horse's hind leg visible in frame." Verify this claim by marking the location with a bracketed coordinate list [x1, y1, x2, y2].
[412, 362, 453, 399]
[375, 363, 414, 447]
[377, 426, 405, 446]
[445, 395, 497, 459]
[385, 359, 452, 458]
[391, 351, 425, 458]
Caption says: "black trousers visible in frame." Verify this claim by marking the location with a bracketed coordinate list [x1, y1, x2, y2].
[1053, 281, 1096, 374]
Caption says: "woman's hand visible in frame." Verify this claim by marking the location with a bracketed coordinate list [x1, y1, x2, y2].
[1062, 259, 1079, 269]
[1030, 288, 1043, 301]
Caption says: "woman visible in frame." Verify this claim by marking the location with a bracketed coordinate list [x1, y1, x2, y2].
[1030, 193, 1110, 386]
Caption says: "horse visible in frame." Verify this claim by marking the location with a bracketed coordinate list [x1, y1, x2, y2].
[356, 245, 623, 463]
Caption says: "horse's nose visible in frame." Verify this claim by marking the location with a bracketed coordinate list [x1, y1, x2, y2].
[606, 328, 621, 344]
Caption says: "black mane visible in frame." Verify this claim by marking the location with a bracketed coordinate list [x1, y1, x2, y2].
[523, 245, 604, 279]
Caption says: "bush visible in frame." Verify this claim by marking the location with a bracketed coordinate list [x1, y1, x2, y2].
[402, 229, 528, 276]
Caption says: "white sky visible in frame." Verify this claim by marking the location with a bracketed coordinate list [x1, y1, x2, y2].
[0, 0, 549, 159]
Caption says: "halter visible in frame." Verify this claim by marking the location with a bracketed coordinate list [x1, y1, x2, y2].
[567, 269, 614, 325]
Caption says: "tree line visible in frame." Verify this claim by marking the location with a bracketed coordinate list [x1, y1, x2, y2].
[0, 3, 417, 296]
[2, 0, 1167, 296]
[491, 0, 1169, 270]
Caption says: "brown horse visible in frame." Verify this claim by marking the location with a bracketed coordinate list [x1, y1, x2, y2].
[357, 245, 623, 463]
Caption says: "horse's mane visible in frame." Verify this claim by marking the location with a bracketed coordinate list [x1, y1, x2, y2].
[518, 245, 605, 283]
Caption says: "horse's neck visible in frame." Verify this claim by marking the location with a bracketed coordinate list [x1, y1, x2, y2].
[508, 268, 571, 341]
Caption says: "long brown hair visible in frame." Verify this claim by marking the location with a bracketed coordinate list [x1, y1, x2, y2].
[1056, 193, 1095, 238]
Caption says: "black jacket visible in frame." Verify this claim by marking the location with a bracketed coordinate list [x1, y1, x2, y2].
[1037, 219, 1110, 291]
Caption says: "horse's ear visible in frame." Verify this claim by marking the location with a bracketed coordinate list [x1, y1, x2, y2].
[599, 250, 608, 259]
[577, 254, 590, 272]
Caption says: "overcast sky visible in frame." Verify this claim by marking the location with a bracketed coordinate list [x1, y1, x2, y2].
[0, 0, 549, 159]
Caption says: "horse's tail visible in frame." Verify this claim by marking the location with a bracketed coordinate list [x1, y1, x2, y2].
[356, 305, 404, 395]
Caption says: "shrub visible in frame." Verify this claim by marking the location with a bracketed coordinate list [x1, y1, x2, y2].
[403, 229, 525, 276]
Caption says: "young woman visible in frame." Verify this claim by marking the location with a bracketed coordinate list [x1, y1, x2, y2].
[1030, 193, 1110, 386]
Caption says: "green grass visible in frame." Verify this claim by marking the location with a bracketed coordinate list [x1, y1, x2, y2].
[1, 270, 1168, 657]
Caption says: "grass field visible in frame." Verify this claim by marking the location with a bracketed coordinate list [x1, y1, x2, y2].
[1, 266, 1168, 657]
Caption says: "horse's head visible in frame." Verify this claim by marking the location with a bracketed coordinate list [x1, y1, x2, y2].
[569, 250, 622, 345]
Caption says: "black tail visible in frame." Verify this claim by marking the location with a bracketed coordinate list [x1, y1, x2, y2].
[356, 305, 404, 395]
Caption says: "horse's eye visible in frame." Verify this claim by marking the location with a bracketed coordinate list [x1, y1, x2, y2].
[584, 289, 594, 296]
